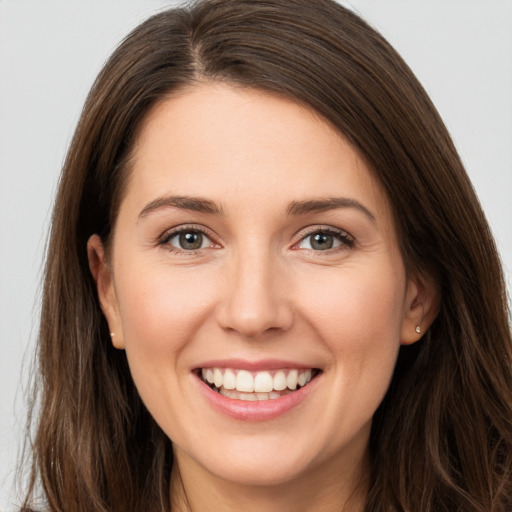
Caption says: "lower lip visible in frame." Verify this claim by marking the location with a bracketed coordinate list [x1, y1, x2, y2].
[196, 374, 319, 422]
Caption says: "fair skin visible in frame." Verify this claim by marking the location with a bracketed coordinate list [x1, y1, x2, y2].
[88, 83, 436, 511]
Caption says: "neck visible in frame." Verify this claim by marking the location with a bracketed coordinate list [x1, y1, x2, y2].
[170, 448, 369, 512]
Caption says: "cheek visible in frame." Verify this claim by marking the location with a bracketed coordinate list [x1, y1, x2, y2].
[291, 264, 405, 443]
[114, 261, 217, 370]
[112, 261, 222, 435]
[298, 261, 405, 340]
[296, 261, 405, 392]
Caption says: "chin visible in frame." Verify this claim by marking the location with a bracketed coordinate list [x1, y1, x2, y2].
[201, 452, 317, 488]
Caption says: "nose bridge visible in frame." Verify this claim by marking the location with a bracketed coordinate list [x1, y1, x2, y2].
[217, 242, 292, 337]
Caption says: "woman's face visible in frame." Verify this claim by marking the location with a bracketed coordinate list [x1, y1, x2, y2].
[90, 83, 427, 488]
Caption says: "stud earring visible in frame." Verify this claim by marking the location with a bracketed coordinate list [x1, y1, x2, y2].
[415, 325, 421, 334]
[110, 332, 115, 337]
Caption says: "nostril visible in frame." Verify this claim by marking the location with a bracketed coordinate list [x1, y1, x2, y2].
[216, 300, 294, 338]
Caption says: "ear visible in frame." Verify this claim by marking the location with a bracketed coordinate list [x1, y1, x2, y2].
[87, 234, 125, 349]
[401, 272, 439, 345]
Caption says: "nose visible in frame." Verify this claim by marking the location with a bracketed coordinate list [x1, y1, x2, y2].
[216, 249, 294, 338]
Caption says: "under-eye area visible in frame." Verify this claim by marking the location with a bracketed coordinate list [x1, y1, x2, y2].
[197, 367, 321, 401]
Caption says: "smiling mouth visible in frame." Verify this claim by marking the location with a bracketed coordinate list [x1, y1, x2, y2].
[199, 367, 320, 401]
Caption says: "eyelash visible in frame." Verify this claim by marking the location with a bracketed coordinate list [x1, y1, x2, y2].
[158, 225, 217, 255]
[158, 225, 355, 255]
[293, 227, 355, 252]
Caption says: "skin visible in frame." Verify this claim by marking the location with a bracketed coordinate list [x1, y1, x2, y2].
[89, 83, 437, 511]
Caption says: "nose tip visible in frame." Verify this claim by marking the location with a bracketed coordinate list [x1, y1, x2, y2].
[216, 258, 293, 338]
[222, 298, 291, 338]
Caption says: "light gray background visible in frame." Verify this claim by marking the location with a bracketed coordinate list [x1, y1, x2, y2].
[1, 1, 511, 509]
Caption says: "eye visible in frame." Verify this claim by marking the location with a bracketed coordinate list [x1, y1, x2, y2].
[296, 229, 354, 251]
[164, 229, 214, 251]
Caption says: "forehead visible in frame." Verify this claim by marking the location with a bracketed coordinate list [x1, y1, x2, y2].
[123, 83, 391, 223]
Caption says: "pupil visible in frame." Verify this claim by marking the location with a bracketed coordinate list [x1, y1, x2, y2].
[311, 233, 333, 250]
[179, 232, 202, 250]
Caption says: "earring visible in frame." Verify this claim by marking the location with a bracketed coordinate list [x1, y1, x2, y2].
[110, 332, 115, 337]
[415, 325, 421, 334]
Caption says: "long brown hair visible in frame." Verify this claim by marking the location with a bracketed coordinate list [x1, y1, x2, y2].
[22, 0, 512, 510]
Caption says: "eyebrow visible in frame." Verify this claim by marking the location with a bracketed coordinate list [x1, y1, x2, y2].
[286, 197, 376, 222]
[138, 195, 224, 219]
[138, 194, 375, 222]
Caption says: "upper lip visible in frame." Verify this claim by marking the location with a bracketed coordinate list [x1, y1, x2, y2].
[195, 359, 318, 372]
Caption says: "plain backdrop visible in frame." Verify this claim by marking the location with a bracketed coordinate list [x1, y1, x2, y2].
[1, 1, 511, 509]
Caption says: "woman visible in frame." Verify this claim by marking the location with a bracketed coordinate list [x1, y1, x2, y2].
[21, 0, 512, 510]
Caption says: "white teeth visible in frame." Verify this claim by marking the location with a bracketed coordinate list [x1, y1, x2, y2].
[236, 370, 254, 392]
[298, 368, 313, 387]
[273, 371, 287, 391]
[223, 369, 236, 390]
[213, 368, 223, 388]
[201, 367, 315, 399]
[254, 371, 273, 392]
[287, 369, 298, 390]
